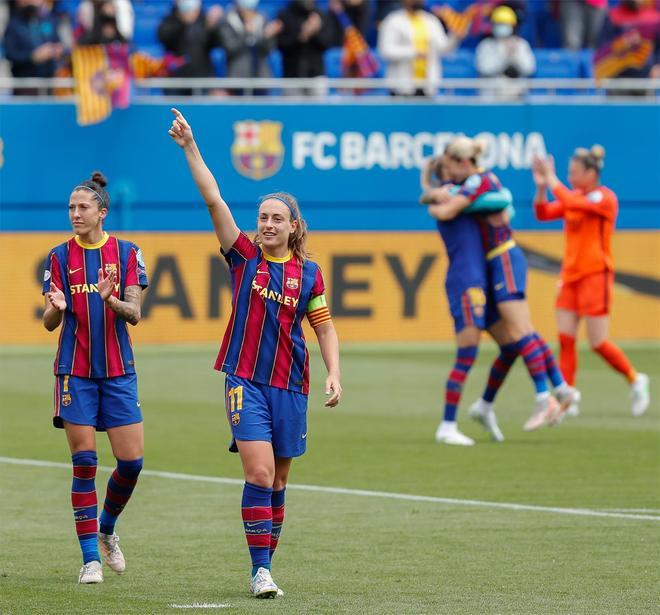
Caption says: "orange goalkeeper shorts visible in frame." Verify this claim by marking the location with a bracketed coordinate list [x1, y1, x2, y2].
[556, 270, 614, 317]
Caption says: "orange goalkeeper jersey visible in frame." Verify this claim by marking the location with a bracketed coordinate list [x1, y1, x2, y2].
[534, 183, 618, 283]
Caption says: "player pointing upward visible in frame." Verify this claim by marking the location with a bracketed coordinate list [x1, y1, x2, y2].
[169, 108, 342, 599]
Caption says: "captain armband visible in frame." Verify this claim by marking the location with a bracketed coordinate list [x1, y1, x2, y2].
[307, 294, 332, 329]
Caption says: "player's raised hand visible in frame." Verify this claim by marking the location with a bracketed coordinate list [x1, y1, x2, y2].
[531, 156, 548, 186]
[324, 375, 342, 407]
[47, 282, 67, 311]
[168, 108, 194, 148]
[97, 267, 117, 302]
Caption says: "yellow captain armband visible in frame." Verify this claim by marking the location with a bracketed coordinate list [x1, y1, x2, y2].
[307, 294, 332, 328]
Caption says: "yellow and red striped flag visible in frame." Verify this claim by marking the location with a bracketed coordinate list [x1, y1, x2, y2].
[72, 44, 130, 126]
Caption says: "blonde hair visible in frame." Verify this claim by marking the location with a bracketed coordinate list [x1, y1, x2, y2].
[445, 136, 487, 164]
[255, 191, 310, 262]
[573, 144, 606, 172]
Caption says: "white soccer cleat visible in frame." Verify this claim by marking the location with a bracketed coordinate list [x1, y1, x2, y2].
[78, 560, 103, 584]
[468, 400, 504, 442]
[551, 386, 580, 424]
[523, 395, 558, 431]
[249, 567, 278, 599]
[434, 421, 475, 446]
[276, 588, 284, 597]
[631, 373, 650, 417]
[98, 532, 125, 573]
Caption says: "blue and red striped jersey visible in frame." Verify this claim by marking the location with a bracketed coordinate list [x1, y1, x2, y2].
[215, 232, 330, 395]
[42, 233, 148, 378]
[458, 171, 513, 251]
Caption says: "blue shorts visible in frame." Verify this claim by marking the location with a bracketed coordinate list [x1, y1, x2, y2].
[53, 374, 142, 431]
[487, 245, 527, 304]
[225, 374, 308, 459]
[447, 285, 487, 333]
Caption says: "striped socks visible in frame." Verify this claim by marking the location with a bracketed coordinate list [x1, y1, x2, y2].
[516, 334, 549, 397]
[444, 346, 478, 421]
[241, 482, 273, 576]
[482, 342, 518, 403]
[71, 451, 100, 564]
[534, 333, 565, 388]
[99, 458, 143, 536]
[270, 488, 286, 562]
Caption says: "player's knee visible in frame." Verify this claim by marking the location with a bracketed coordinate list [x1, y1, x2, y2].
[246, 467, 275, 488]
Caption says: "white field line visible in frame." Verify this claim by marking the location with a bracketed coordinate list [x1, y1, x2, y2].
[1, 456, 659, 523]
[169, 604, 231, 609]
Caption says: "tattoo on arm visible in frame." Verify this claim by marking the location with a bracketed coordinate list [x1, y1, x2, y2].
[107, 285, 142, 325]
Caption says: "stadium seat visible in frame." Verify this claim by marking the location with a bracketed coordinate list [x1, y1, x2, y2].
[533, 49, 582, 79]
[442, 49, 477, 79]
[211, 48, 227, 77]
[324, 47, 343, 79]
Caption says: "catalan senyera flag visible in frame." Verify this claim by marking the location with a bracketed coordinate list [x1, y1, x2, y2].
[72, 43, 130, 126]
[435, 1, 492, 39]
[594, 30, 654, 79]
[335, 9, 379, 78]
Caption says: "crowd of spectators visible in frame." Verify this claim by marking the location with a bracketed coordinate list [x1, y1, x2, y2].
[1, 0, 659, 96]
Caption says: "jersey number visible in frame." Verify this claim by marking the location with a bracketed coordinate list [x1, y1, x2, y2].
[227, 386, 244, 413]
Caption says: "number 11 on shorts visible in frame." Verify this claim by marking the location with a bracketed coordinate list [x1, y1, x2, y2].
[227, 386, 243, 413]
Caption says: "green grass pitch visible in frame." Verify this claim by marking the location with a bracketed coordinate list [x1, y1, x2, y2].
[1, 343, 658, 614]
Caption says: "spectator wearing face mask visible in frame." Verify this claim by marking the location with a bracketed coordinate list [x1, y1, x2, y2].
[475, 5, 535, 80]
[276, 0, 342, 93]
[158, 0, 224, 93]
[378, 0, 459, 97]
[219, 0, 282, 91]
[77, 0, 134, 43]
[3, 0, 65, 88]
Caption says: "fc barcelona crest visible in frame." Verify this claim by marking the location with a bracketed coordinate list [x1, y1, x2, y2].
[231, 120, 284, 181]
[61, 393, 72, 407]
[231, 413, 240, 426]
[105, 263, 117, 275]
[286, 277, 299, 290]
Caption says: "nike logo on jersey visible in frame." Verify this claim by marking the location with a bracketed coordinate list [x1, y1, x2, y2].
[256, 269, 269, 274]
[301, 432, 307, 439]
[494, 283, 505, 290]
[69, 267, 83, 275]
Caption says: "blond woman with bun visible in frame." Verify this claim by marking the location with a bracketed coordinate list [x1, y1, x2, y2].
[533, 146, 650, 418]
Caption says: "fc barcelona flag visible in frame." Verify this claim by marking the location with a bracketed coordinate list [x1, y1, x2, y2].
[593, 31, 654, 79]
[72, 44, 130, 126]
[334, 9, 379, 78]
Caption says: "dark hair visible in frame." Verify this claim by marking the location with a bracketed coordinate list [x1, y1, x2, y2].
[73, 171, 110, 209]
[572, 145, 606, 174]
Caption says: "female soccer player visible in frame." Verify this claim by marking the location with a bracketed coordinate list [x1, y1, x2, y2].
[432, 137, 575, 432]
[168, 108, 342, 598]
[42, 172, 148, 584]
[532, 146, 650, 417]
[421, 151, 515, 445]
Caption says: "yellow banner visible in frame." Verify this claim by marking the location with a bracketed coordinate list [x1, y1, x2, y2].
[2, 231, 659, 345]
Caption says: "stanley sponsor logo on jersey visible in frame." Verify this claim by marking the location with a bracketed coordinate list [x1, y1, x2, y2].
[251, 280, 299, 308]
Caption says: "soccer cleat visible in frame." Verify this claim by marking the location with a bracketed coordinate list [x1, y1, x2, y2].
[434, 421, 475, 446]
[564, 389, 581, 418]
[78, 560, 103, 584]
[276, 588, 284, 597]
[631, 373, 650, 417]
[523, 395, 559, 431]
[468, 400, 504, 442]
[98, 532, 125, 573]
[249, 567, 278, 599]
[550, 386, 579, 424]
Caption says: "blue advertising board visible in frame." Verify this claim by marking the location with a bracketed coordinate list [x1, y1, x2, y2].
[0, 102, 658, 230]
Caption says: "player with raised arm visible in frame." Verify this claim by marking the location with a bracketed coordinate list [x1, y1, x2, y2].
[42, 172, 148, 584]
[532, 146, 650, 418]
[168, 108, 342, 598]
